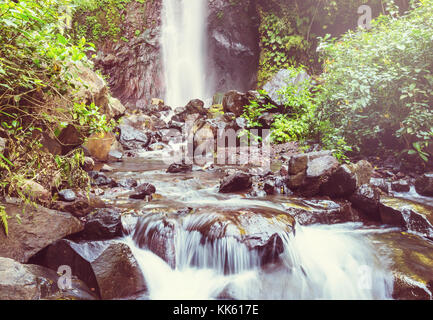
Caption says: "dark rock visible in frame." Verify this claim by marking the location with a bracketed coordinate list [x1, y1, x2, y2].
[207, 0, 259, 94]
[349, 184, 382, 221]
[82, 157, 95, 172]
[52, 194, 106, 218]
[88, 171, 116, 187]
[391, 180, 411, 193]
[222, 91, 250, 117]
[415, 173, 433, 197]
[58, 189, 76, 202]
[116, 178, 138, 189]
[133, 216, 177, 268]
[0, 202, 83, 263]
[288, 154, 309, 175]
[185, 99, 207, 116]
[117, 124, 150, 150]
[58, 124, 84, 155]
[257, 112, 274, 129]
[30, 240, 146, 299]
[379, 197, 433, 238]
[286, 199, 359, 225]
[167, 162, 193, 173]
[287, 172, 306, 190]
[129, 183, 156, 199]
[219, 172, 252, 193]
[320, 165, 357, 198]
[91, 243, 146, 300]
[72, 208, 123, 241]
[263, 179, 276, 195]
[371, 178, 390, 194]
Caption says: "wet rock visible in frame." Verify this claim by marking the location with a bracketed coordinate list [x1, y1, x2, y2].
[185, 99, 207, 116]
[129, 183, 156, 199]
[288, 154, 309, 175]
[58, 189, 76, 202]
[52, 194, 106, 218]
[82, 156, 95, 172]
[100, 164, 114, 172]
[285, 199, 359, 225]
[287, 171, 306, 190]
[349, 184, 381, 221]
[0, 202, 83, 263]
[167, 162, 193, 173]
[372, 231, 433, 300]
[222, 91, 250, 117]
[117, 124, 150, 150]
[91, 243, 146, 300]
[263, 179, 276, 195]
[219, 172, 252, 193]
[71, 208, 123, 241]
[391, 180, 411, 193]
[107, 150, 123, 163]
[88, 171, 116, 187]
[371, 178, 390, 194]
[415, 173, 433, 197]
[133, 216, 176, 268]
[379, 197, 433, 238]
[116, 178, 138, 189]
[0, 257, 96, 300]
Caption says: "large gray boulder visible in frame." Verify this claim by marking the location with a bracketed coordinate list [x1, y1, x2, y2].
[263, 69, 310, 105]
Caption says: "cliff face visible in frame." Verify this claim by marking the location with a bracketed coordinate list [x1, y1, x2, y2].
[88, 0, 164, 110]
[207, 0, 260, 95]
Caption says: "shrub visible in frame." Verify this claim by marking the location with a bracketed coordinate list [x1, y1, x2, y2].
[318, 0, 433, 161]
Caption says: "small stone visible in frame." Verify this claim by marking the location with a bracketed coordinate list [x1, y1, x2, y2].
[129, 183, 156, 199]
[107, 150, 123, 163]
[391, 180, 411, 193]
[100, 164, 114, 172]
[82, 157, 95, 172]
[58, 189, 76, 202]
[219, 172, 252, 193]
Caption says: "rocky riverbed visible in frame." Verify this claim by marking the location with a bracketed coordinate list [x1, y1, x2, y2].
[1, 94, 433, 300]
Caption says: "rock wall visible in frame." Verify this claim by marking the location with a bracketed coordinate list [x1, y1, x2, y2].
[207, 0, 260, 95]
[91, 0, 164, 110]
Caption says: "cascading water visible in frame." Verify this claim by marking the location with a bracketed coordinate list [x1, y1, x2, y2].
[161, 0, 208, 108]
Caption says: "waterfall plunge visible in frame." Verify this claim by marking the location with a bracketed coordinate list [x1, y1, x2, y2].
[161, 0, 208, 108]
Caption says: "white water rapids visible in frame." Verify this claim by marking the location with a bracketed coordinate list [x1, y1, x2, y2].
[161, 0, 208, 108]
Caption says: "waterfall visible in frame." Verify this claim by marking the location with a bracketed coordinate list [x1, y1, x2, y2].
[161, 0, 208, 108]
[123, 217, 393, 300]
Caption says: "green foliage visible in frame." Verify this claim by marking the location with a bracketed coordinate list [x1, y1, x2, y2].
[72, 102, 115, 134]
[318, 0, 433, 161]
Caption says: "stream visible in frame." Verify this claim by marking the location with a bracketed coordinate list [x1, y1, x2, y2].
[94, 148, 398, 300]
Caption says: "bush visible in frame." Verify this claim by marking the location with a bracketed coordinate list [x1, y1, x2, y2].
[318, 0, 433, 161]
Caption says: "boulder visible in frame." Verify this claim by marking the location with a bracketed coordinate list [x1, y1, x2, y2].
[371, 178, 390, 194]
[30, 240, 146, 300]
[306, 155, 339, 179]
[91, 243, 146, 299]
[222, 91, 250, 117]
[82, 132, 116, 162]
[0, 202, 83, 263]
[88, 171, 117, 187]
[219, 172, 252, 193]
[379, 197, 433, 239]
[117, 124, 150, 150]
[391, 180, 411, 193]
[0, 257, 96, 300]
[349, 184, 381, 221]
[285, 199, 359, 225]
[415, 173, 433, 197]
[263, 69, 310, 105]
[58, 124, 84, 155]
[116, 178, 138, 189]
[19, 179, 51, 202]
[71, 208, 123, 241]
[320, 164, 357, 198]
[52, 194, 106, 218]
[129, 183, 156, 199]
